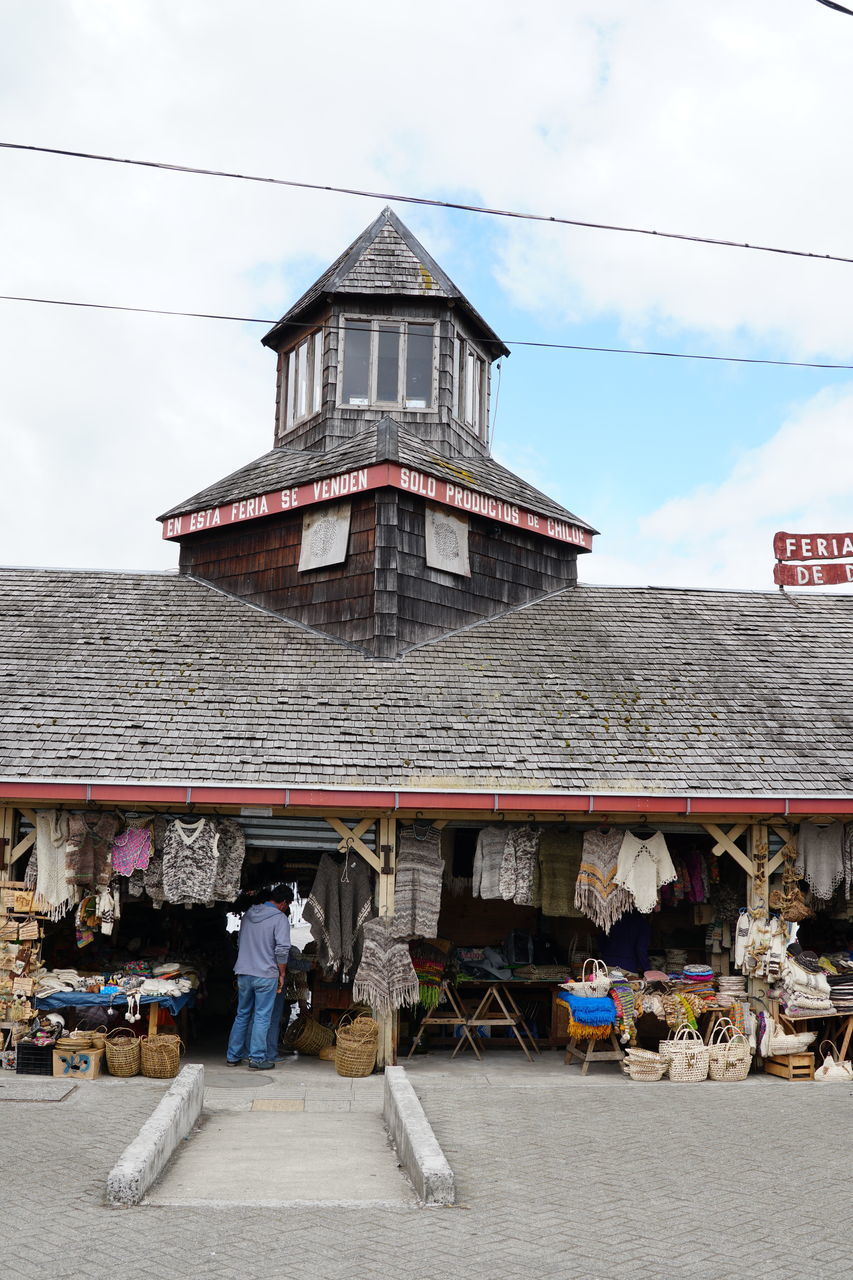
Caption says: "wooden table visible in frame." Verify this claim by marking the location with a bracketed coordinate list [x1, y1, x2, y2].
[775, 1005, 853, 1061]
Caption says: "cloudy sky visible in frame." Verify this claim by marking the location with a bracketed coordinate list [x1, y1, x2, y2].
[2, 0, 853, 591]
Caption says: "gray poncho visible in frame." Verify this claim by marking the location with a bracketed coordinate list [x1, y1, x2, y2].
[304, 852, 373, 979]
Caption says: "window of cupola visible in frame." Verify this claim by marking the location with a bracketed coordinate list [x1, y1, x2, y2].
[279, 329, 324, 434]
[339, 317, 436, 410]
[454, 333, 487, 438]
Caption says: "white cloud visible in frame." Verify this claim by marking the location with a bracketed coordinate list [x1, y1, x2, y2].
[583, 383, 853, 590]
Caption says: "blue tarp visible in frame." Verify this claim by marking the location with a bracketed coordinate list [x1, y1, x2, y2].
[35, 990, 195, 1016]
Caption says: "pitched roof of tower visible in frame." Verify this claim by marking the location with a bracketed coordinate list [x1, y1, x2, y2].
[262, 207, 510, 356]
[158, 417, 597, 533]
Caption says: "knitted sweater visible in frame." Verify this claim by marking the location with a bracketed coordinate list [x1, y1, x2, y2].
[304, 852, 373, 979]
[534, 828, 583, 917]
[213, 818, 246, 902]
[161, 817, 220, 905]
[499, 826, 539, 905]
[574, 829, 633, 930]
[473, 827, 506, 899]
[392, 825, 443, 940]
[615, 831, 676, 914]
[67, 811, 120, 889]
[353, 917, 420, 1015]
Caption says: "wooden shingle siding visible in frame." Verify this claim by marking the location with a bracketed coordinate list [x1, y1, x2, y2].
[177, 496, 378, 644]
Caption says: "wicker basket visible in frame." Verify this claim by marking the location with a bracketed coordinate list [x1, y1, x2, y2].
[66, 1032, 93, 1050]
[104, 1027, 140, 1077]
[708, 1018, 752, 1082]
[89, 1026, 108, 1051]
[289, 1016, 334, 1057]
[666, 1025, 709, 1083]
[141, 1034, 183, 1079]
[624, 1050, 668, 1082]
[318, 1044, 337, 1061]
[561, 959, 611, 998]
[335, 1015, 379, 1078]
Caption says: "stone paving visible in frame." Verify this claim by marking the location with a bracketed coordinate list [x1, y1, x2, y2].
[3, 1052, 853, 1279]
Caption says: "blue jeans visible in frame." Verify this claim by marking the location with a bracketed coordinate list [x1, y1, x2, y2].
[227, 975, 279, 1064]
[266, 993, 293, 1061]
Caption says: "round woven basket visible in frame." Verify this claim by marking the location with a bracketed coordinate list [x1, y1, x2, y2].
[66, 1032, 93, 1050]
[335, 1015, 379, 1078]
[290, 1016, 334, 1057]
[140, 1034, 183, 1079]
[318, 1044, 337, 1061]
[89, 1026, 108, 1051]
[104, 1027, 140, 1077]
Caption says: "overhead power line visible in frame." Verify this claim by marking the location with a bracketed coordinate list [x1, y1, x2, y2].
[2, 291, 853, 373]
[815, 0, 853, 14]
[2, 140, 853, 268]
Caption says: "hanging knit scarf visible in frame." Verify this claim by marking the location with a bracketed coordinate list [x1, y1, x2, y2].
[609, 978, 637, 1041]
[353, 917, 420, 1015]
[391, 825, 443, 940]
[35, 811, 76, 921]
[574, 829, 633, 931]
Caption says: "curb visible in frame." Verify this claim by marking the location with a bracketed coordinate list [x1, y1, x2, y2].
[106, 1064, 205, 1207]
[383, 1065, 455, 1205]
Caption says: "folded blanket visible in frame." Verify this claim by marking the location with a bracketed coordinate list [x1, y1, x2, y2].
[557, 992, 617, 1026]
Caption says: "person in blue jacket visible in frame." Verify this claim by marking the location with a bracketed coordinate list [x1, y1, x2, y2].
[226, 884, 292, 1070]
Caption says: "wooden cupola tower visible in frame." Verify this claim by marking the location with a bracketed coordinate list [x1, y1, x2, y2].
[158, 209, 597, 658]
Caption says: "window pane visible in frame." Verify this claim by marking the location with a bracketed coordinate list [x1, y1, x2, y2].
[342, 321, 370, 405]
[296, 340, 308, 418]
[472, 357, 481, 432]
[465, 352, 475, 424]
[377, 323, 400, 402]
[312, 330, 323, 412]
[456, 337, 466, 418]
[286, 351, 296, 427]
[405, 323, 433, 408]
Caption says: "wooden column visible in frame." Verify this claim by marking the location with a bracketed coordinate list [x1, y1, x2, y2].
[747, 821, 770, 1002]
[0, 807, 16, 876]
[375, 815, 397, 1068]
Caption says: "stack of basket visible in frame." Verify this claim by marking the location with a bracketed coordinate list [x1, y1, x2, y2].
[622, 1047, 668, 1081]
[335, 1015, 379, 1078]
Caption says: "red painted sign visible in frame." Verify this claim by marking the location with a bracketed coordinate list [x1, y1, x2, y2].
[774, 561, 853, 587]
[161, 461, 595, 550]
[774, 531, 853, 562]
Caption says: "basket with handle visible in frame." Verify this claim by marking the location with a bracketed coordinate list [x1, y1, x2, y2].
[334, 1014, 379, 1078]
[623, 1048, 668, 1082]
[707, 1017, 752, 1081]
[666, 1024, 709, 1083]
[89, 1026, 108, 1052]
[140, 1034, 183, 1079]
[104, 1026, 140, 1077]
[814, 1039, 853, 1082]
[560, 959, 611, 998]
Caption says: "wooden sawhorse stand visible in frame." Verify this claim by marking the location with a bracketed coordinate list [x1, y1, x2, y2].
[406, 980, 485, 1060]
[458, 983, 541, 1062]
[564, 1029, 624, 1074]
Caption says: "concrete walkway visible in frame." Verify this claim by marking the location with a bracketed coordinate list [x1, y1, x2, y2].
[4, 1049, 853, 1279]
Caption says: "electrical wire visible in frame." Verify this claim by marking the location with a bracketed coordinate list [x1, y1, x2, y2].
[3, 139, 853, 269]
[815, 0, 853, 14]
[2, 290, 853, 373]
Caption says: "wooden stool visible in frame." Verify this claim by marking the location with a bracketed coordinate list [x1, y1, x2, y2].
[564, 1029, 624, 1074]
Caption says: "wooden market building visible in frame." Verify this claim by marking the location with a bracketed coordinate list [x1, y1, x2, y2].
[3, 208, 853, 1066]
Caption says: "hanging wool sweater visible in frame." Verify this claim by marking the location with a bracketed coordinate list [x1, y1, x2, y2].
[392, 825, 444, 939]
[111, 818, 153, 875]
[533, 827, 584, 916]
[161, 817, 220, 905]
[212, 818, 246, 902]
[304, 851, 373, 979]
[35, 810, 74, 920]
[499, 826, 540, 905]
[574, 829, 634, 931]
[796, 821, 845, 902]
[473, 826, 506, 899]
[67, 811, 120, 889]
[353, 917, 420, 1015]
[615, 831, 676, 914]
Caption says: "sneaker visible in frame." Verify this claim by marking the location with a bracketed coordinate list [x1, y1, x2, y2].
[226, 1058, 245, 1066]
[247, 1060, 276, 1070]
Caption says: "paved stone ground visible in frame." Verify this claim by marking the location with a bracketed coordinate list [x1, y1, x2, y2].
[4, 1055, 853, 1279]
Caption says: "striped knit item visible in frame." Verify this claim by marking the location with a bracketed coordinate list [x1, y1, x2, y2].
[574, 830, 633, 932]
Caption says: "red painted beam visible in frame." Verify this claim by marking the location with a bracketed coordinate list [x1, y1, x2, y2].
[191, 787, 288, 806]
[90, 784, 188, 803]
[0, 783, 88, 801]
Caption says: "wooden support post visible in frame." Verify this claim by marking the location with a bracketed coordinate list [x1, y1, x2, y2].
[747, 821, 771, 1003]
[0, 807, 15, 876]
[375, 815, 397, 1069]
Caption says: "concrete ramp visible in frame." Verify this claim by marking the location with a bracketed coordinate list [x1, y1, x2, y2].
[147, 1110, 415, 1208]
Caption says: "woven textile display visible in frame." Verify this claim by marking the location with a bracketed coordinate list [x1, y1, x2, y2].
[392, 825, 443, 940]
[533, 828, 583, 917]
[574, 829, 633, 931]
[410, 942, 447, 1008]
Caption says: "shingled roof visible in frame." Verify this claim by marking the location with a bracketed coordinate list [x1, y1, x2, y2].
[261, 207, 508, 356]
[158, 417, 597, 533]
[3, 566, 853, 798]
